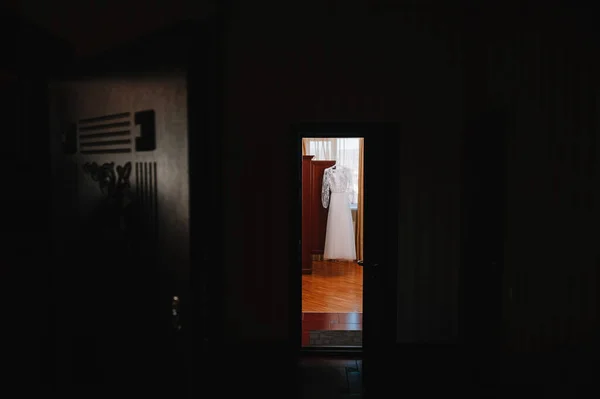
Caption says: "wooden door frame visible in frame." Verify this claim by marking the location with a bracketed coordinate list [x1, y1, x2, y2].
[290, 122, 400, 356]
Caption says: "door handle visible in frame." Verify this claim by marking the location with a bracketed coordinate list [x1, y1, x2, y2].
[172, 296, 182, 331]
[357, 260, 378, 267]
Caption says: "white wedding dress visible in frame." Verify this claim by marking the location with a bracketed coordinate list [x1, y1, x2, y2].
[321, 165, 357, 261]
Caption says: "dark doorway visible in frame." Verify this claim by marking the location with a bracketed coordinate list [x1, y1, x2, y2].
[292, 122, 400, 395]
[300, 136, 364, 348]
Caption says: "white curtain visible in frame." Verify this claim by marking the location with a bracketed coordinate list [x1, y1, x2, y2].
[303, 138, 360, 204]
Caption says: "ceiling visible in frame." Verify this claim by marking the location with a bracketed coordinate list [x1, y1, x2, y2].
[6, 0, 216, 56]
[7, 1, 596, 59]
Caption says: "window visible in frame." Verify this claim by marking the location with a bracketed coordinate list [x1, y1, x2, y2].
[303, 137, 360, 205]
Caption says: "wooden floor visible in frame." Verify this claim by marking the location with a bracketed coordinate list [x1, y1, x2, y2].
[302, 260, 363, 313]
[302, 260, 363, 347]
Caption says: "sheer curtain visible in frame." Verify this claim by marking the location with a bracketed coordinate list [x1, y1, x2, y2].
[302, 137, 364, 259]
[302, 138, 360, 204]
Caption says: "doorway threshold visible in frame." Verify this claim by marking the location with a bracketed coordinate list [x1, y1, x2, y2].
[300, 346, 363, 358]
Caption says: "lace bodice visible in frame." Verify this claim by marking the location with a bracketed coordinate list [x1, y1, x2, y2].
[321, 165, 354, 208]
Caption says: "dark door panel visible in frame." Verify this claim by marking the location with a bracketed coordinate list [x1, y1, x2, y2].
[49, 74, 192, 391]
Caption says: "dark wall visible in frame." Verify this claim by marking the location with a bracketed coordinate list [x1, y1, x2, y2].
[221, 2, 600, 360]
[457, 6, 600, 386]
[0, 72, 55, 391]
[486, 8, 599, 354]
[0, 11, 73, 389]
[221, 3, 464, 344]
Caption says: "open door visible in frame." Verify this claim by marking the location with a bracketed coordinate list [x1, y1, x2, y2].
[48, 71, 192, 393]
[360, 125, 400, 395]
[294, 123, 399, 394]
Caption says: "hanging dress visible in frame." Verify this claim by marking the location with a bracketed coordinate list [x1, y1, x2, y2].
[321, 165, 357, 261]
